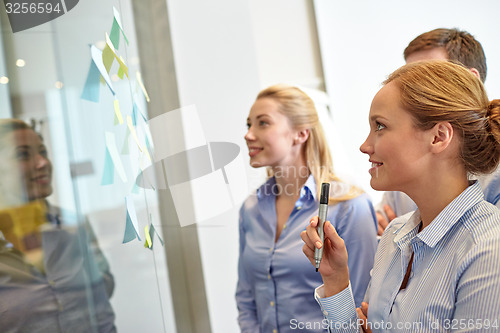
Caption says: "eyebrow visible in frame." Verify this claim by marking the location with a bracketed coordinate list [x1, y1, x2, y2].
[247, 114, 270, 122]
[369, 115, 388, 122]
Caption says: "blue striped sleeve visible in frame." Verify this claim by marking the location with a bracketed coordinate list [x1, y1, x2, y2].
[315, 284, 360, 333]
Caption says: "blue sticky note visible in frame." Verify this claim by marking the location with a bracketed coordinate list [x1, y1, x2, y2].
[101, 148, 114, 185]
[154, 226, 164, 246]
[81, 60, 101, 103]
[124, 196, 141, 241]
[131, 174, 140, 194]
[132, 103, 138, 126]
[133, 102, 148, 122]
[123, 211, 137, 243]
[149, 223, 164, 248]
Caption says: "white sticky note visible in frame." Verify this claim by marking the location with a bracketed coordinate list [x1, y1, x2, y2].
[105, 131, 128, 183]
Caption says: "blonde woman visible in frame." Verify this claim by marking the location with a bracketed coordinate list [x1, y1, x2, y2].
[0, 119, 116, 332]
[303, 61, 500, 332]
[236, 85, 378, 332]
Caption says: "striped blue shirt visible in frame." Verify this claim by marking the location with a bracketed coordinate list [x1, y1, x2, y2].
[315, 181, 500, 332]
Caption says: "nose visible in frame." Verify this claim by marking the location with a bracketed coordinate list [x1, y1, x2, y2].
[359, 134, 373, 155]
[244, 126, 255, 142]
[35, 154, 51, 170]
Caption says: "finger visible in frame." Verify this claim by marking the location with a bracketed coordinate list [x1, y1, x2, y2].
[305, 217, 323, 249]
[360, 302, 369, 317]
[356, 308, 368, 332]
[323, 221, 344, 249]
[301, 231, 315, 255]
[377, 224, 384, 236]
[384, 204, 397, 221]
[376, 211, 389, 229]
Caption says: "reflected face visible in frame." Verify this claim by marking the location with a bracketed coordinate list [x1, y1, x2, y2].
[7, 129, 53, 201]
[359, 82, 430, 192]
[405, 47, 449, 63]
[244, 98, 297, 168]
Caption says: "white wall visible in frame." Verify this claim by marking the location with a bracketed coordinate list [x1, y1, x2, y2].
[165, 0, 323, 332]
[314, 0, 500, 203]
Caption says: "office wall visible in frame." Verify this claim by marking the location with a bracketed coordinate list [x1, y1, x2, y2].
[164, 0, 323, 331]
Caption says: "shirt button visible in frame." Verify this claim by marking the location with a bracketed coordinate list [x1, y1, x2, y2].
[297, 206, 302, 210]
[49, 280, 56, 286]
[270, 301, 275, 307]
[323, 310, 328, 316]
[273, 330, 277, 333]
[269, 247, 273, 252]
[283, 224, 287, 229]
[267, 274, 271, 280]
[410, 272, 414, 278]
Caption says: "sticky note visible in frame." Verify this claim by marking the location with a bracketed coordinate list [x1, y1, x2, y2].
[121, 126, 130, 155]
[127, 116, 142, 152]
[81, 60, 101, 103]
[110, 6, 129, 49]
[90, 45, 115, 96]
[114, 99, 124, 125]
[123, 211, 137, 243]
[105, 132, 128, 182]
[109, 19, 121, 50]
[117, 58, 125, 79]
[150, 223, 164, 247]
[131, 176, 140, 194]
[104, 33, 129, 78]
[144, 225, 152, 248]
[136, 71, 150, 102]
[132, 103, 138, 126]
[101, 148, 114, 185]
[123, 196, 141, 243]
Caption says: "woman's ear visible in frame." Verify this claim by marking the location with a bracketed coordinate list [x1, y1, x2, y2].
[430, 122, 454, 153]
[469, 67, 481, 81]
[294, 129, 310, 145]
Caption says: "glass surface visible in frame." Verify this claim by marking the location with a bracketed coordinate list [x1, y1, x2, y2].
[0, 1, 175, 332]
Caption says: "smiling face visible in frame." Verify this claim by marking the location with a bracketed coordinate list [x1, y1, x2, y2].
[6, 129, 53, 201]
[359, 81, 432, 192]
[244, 97, 300, 169]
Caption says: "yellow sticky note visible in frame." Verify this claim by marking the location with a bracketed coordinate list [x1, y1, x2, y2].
[144, 225, 152, 248]
[102, 45, 115, 74]
[114, 99, 124, 124]
[136, 71, 150, 102]
[105, 33, 129, 78]
[127, 116, 142, 152]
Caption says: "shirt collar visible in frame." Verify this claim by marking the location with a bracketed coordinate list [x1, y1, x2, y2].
[417, 181, 483, 247]
[393, 181, 483, 248]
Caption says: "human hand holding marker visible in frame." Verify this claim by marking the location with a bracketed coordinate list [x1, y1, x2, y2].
[301, 193, 350, 297]
[315, 183, 330, 271]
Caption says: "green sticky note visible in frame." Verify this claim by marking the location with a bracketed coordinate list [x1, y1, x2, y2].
[110, 19, 120, 49]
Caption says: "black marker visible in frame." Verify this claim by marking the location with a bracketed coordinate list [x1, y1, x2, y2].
[315, 183, 330, 272]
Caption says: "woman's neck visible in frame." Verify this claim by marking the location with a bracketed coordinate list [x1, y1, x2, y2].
[407, 172, 469, 229]
[272, 164, 310, 199]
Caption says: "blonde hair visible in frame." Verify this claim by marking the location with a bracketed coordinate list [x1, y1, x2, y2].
[385, 60, 500, 174]
[256, 84, 361, 203]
